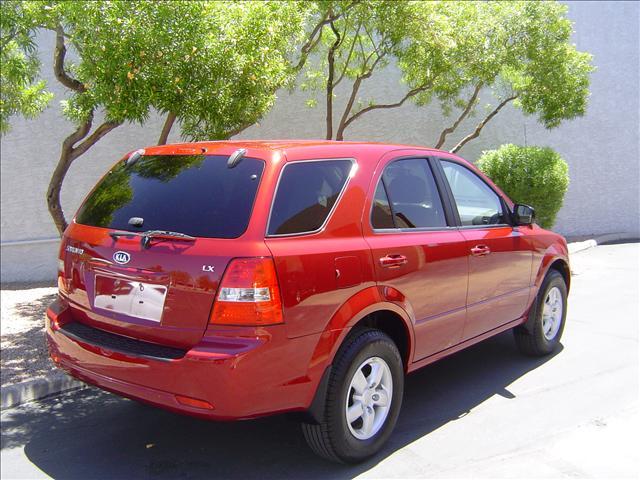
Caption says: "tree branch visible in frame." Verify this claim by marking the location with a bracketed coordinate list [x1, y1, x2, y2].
[71, 119, 122, 159]
[434, 82, 483, 149]
[333, 22, 361, 88]
[157, 111, 177, 145]
[335, 51, 387, 140]
[65, 110, 94, 148]
[339, 83, 431, 136]
[226, 121, 254, 138]
[293, 1, 360, 72]
[450, 95, 517, 154]
[293, 10, 330, 71]
[53, 25, 85, 93]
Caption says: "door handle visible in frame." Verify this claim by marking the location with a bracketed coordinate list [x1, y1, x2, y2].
[379, 254, 408, 268]
[470, 244, 491, 257]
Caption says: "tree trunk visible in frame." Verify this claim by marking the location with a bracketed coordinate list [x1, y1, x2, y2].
[46, 119, 91, 235]
[157, 111, 176, 145]
[47, 147, 75, 235]
[325, 20, 341, 140]
[325, 51, 336, 140]
[335, 77, 363, 141]
[46, 114, 121, 235]
[47, 24, 123, 235]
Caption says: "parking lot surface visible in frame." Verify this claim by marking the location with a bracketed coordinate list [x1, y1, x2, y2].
[1, 243, 638, 479]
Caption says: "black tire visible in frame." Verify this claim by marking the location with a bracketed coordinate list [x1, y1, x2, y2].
[301, 328, 404, 463]
[514, 270, 567, 356]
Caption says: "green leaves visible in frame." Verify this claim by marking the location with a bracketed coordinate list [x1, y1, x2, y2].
[0, 0, 52, 133]
[2, 1, 313, 234]
[2, 0, 594, 146]
[300, 1, 593, 143]
[478, 144, 570, 229]
[2, 1, 309, 139]
[171, 1, 308, 140]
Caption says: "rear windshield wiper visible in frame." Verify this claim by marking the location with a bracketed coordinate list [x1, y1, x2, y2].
[109, 229, 196, 249]
[141, 230, 196, 249]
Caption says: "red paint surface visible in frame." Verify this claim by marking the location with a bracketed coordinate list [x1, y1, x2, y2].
[48, 141, 569, 420]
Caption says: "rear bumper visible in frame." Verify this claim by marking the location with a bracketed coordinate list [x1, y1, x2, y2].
[46, 299, 321, 420]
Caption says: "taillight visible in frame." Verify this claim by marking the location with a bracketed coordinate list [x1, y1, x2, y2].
[210, 257, 283, 326]
[57, 257, 66, 293]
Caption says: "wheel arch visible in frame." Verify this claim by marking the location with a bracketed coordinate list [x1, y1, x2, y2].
[533, 240, 571, 294]
[325, 301, 415, 372]
[303, 287, 415, 423]
[548, 258, 571, 292]
[345, 309, 413, 369]
[303, 308, 413, 424]
[522, 249, 570, 335]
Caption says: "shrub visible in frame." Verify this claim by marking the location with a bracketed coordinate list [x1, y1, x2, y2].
[477, 144, 569, 229]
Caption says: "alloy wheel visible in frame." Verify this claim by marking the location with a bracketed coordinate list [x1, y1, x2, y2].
[345, 356, 393, 440]
[542, 286, 563, 340]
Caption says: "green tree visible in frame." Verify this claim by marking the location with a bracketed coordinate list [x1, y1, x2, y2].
[301, 1, 593, 146]
[1, 0, 309, 234]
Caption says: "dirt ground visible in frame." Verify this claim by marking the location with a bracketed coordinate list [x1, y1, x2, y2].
[1, 287, 58, 387]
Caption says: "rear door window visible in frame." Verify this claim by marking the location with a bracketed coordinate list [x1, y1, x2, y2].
[267, 160, 353, 236]
[372, 158, 447, 229]
[75, 155, 264, 238]
[371, 181, 395, 229]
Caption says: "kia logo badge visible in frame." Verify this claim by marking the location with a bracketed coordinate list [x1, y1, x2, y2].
[113, 251, 131, 265]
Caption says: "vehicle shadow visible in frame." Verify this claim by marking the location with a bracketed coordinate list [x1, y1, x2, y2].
[2, 331, 561, 479]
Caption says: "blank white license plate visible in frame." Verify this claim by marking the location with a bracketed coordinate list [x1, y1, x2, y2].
[94, 276, 167, 322]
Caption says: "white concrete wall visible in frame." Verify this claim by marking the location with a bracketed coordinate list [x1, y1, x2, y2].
[1, 1, 638, 283]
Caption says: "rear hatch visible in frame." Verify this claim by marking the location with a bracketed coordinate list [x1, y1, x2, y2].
[59, 152, 268, 349]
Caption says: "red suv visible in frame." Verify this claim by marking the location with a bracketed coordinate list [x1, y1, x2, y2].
[47, 141, 569, 463]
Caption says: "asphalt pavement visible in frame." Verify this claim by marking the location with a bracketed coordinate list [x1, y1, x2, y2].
[1, 243, 638, 479]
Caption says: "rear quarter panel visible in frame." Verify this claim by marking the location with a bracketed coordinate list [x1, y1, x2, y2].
[264, 147, 379, 340]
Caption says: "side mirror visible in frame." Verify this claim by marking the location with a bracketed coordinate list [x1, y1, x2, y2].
[513, 203, 535, 226]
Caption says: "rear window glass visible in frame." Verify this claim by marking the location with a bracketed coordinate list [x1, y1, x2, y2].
[267, 160, 353, 235]
[76, 155, 264, 238]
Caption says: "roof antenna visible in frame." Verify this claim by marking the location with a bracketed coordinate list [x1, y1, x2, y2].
[227, 148, 246, 169]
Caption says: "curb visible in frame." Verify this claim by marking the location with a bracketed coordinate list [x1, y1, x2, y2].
[1, 373, 86, 410]
[568, 239, 598, 255]
[568, 232, 638, 255]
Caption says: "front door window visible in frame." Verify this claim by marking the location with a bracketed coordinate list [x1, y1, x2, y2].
[441, 160, 507, 226]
